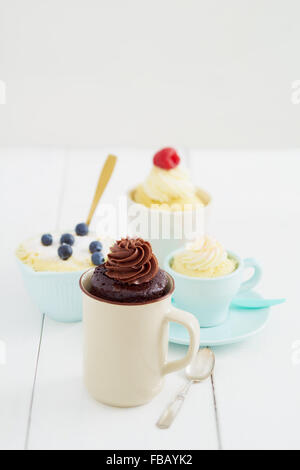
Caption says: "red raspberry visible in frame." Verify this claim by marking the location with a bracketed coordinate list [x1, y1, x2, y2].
[153, 147, 180, 170]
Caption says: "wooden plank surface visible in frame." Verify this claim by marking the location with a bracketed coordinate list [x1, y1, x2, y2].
[190, 150, 300, 450]
[26, 149, 218, 450]
[0, 148, 65, 449]
[1, 148, 299, 450]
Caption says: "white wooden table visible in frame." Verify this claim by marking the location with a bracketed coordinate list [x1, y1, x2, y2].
[0, 148, 299, 450]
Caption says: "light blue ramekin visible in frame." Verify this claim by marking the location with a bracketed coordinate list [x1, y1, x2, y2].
[16, 257, 85, 322]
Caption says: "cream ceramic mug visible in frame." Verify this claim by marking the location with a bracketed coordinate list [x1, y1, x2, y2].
[80, 269, 200, 407]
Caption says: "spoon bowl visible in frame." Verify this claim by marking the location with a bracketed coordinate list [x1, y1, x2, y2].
[157, 347, 216, 429]
[186, 347, 215, 382]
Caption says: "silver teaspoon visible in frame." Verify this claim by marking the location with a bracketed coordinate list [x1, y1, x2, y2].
[156, 348, 215, 429]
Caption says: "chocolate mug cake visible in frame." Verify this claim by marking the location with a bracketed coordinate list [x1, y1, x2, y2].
[90, 238, 169, 303]
[80, 237, 200, 407]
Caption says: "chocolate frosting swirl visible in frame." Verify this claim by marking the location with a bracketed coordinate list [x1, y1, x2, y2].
[105, 238, 159, 285]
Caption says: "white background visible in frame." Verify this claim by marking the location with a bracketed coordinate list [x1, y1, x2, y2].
[0, 0, 300, 147]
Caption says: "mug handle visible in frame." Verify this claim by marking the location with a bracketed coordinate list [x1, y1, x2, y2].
[162, 306, 200, 375]
[239, 258, 262, 293]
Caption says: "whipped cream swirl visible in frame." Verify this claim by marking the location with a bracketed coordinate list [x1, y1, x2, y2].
[105, 238, 159, 284]
[175, 236, 228, 272]
[143, 166, 197, 203]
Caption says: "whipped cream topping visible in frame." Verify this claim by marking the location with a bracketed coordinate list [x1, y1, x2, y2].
[17, 232, 112, 272]
[105, 238, 159, 284]
[20, 233, 95, 260]
[143, 166, 198, 204]
[174, 236, 228, 272]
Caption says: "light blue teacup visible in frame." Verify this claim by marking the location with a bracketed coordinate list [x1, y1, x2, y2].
[165, 250, 262, 328]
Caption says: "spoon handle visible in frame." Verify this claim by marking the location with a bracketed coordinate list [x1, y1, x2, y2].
[156, 381, 192, 429]
[86, 154, 117, 226]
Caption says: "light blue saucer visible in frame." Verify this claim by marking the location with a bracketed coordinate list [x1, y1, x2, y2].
[169, 292, 271, 347]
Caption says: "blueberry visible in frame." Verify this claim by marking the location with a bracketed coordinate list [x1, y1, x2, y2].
[75, 222, 89, 236]
[58, 244, 73, 260]
[60, 233, 75, 246]
[91, 252, 105, 266]
[41, 234, 53, 246]
[89, 240, 103, 254]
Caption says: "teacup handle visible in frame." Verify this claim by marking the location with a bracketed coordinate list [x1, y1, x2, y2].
[239, 258, 262, 293]
[162, 307, 200, 375]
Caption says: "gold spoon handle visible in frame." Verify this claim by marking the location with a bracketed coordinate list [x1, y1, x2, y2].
[86, 154, 117, 226]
